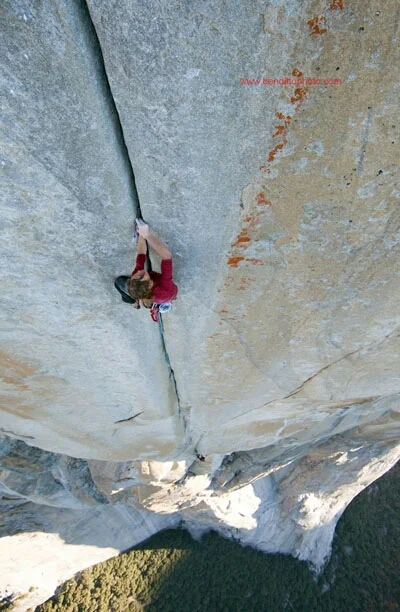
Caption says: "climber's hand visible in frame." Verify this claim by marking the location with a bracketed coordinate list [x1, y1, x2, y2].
[136, 218, 149, 238]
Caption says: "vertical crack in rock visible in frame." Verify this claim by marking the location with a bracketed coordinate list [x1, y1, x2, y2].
[158, 314, 184, 427]
[81, 0, 141, 217]
[81, 1, 182, 422]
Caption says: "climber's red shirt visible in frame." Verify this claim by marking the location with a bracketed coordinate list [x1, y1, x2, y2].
[131, 254, 178, 304]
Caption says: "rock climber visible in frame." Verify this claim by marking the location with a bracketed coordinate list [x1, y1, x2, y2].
[114, 219, 178, 322]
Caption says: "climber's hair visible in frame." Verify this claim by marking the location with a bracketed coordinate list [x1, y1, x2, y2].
[126, 278, 153, 301]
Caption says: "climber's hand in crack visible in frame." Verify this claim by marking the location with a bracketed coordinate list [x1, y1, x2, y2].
[136, 218, 149, 238]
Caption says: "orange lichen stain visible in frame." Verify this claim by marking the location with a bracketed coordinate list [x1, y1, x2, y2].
[290, 88, 308, 104]
[276, 111, 292, 126]
[292, 68, 303, 78]
[268, 142, 284, 162]
[261, 71, 306, 173]
[273, 125, 286, 137]
[256, 193, 272, 206]
[265, 111, 292, 164]
[307, 16, 327, 35]
[219, 309, 229, 314]
[329, 0, 343, 9]
[232, 236, 251, 247]
[289, 69, 308, 107]
[232, 227, 252, 247]
[227, 256, 245, 267]
[245, 258, 263, 265]
[237, 286, 246, 291]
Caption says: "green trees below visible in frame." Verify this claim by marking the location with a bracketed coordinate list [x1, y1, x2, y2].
[37, 462, 399, 612]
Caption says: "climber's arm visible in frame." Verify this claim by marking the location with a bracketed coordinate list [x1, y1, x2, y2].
[146, 232, 172, 260]
[136, 234, 147, 255]
[136, 219, 172, 260]
[131, 236, 147, 275]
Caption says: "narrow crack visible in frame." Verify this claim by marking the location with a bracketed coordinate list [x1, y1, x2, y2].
[219, 328, 399, 428]
[114, 411, 143, 424]
[0, 428, 34, 440]
[81, 1, 183, 422]
[82, 0, 141, 217]
[158, 314, 185, 427]
[285, 327, 399, 402]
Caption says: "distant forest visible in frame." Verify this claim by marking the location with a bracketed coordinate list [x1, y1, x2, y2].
[32, 460, 399, 612]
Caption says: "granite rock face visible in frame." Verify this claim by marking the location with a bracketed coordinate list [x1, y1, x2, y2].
[0, 0, 184, 461]
[1, 0, 400, 608]
[85, 0, 400, 458]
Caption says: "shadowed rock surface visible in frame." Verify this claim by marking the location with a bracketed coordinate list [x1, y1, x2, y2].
[1, 0, 399, 609]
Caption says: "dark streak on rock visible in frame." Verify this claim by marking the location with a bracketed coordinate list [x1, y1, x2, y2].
[0, 428, 34, 440]
[114, 411, 143, 424]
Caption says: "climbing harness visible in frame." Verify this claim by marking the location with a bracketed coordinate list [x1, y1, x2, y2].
[150, 302, 172, 322]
